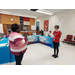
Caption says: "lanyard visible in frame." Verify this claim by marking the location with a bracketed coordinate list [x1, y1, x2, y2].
[54, 31, 58, 36]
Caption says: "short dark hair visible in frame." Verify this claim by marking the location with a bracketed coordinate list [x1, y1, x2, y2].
[11, 23, 20, 32]
[55, 25, 59, 29]
[49, 31, 52, 32]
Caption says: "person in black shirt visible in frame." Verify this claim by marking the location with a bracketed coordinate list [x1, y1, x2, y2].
[40, 30, 44, 35]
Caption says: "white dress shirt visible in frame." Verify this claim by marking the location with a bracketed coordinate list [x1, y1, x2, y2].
[32, 32, 37, 35]
[48, 33, 54, 37]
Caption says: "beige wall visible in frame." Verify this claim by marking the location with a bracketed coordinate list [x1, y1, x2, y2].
[35, 9, 75, 41]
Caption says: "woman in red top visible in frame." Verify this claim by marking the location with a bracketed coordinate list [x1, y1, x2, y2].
[52, 25, 61, 58]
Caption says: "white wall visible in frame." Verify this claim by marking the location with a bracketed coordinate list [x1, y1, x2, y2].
[0, 24, 3, 33]
[35, 9, 75, 41]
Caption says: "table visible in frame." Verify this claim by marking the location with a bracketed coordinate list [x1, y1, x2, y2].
[27, 35, 39, 44]
[0, 38, 15, 65]
[39, 35, 54, 48]
[26, 35, 59, 48]
[39, 35, 60, 48]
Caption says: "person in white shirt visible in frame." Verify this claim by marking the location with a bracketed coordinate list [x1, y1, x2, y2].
[48, 31, 53, 37]
[32, 31, 37, 35]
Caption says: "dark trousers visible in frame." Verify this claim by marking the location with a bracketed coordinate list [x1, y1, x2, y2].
[15, 52, 24, 65]
[53, 42, 59, 56]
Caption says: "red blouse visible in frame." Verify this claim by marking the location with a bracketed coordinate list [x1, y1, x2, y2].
[53, 31, 61, 43]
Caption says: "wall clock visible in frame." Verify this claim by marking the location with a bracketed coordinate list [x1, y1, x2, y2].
[10, 18, 14, 22]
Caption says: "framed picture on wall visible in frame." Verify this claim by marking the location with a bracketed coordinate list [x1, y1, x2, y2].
[36, 21, 39, 31]
[44, 20, 49, 31]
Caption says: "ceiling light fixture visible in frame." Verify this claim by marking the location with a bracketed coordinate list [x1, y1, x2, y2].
[27, 9, 53, 15]
[36, 9, 53, 15]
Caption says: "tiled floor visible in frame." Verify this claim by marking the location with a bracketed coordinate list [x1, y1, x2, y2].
[2, 42, 75, 65]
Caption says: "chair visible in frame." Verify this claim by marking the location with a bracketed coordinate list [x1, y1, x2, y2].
[64, 35, 73, 44]
[71, 36, 75, 44]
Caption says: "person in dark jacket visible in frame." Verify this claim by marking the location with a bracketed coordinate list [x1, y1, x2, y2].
[40, 30, 44, 35]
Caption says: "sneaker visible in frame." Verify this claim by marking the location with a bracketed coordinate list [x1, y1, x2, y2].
[52, 54, 55, 57]
[54, 55, 58, 58]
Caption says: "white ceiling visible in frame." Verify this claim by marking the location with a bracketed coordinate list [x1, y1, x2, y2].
[44, 9, 68, 13]
[0, 9, 68, 18]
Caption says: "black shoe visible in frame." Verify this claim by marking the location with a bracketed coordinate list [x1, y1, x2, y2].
[54, 55, 58, 58]
[52, 54, 55, 57]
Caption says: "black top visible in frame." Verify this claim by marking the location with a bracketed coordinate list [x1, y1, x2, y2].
[40, 30, 44, 35]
